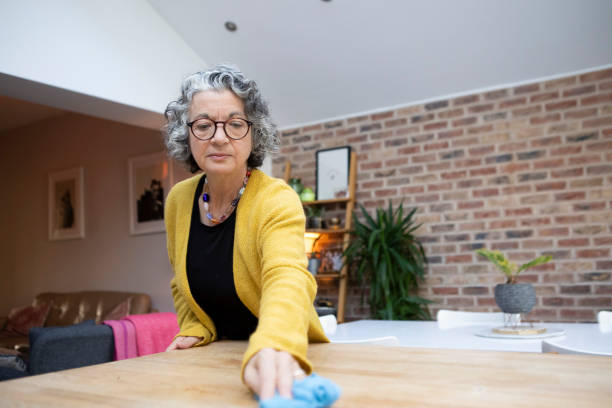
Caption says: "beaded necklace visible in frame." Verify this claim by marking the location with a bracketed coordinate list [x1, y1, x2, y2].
[201, 169, 251, 225]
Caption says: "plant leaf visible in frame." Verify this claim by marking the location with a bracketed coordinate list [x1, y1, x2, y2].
[517, 255, 552, 274]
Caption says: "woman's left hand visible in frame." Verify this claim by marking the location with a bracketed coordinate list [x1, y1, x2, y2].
[243, 347, 305, 400]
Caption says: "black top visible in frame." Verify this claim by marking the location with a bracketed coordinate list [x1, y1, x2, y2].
[186, 175, 258, 340]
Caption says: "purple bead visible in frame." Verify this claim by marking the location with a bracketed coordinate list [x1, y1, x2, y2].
[231, 198, 239, 206]
[202, 193, 210, 202]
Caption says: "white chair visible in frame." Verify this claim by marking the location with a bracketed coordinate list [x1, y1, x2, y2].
[331, 336, 400, 346]
[597, 311, 612, 333]
[541, 340, 612, 357]
[319, 314, 338, 337]
[319, 314, 399, 345]
[436, 309, 504, 330]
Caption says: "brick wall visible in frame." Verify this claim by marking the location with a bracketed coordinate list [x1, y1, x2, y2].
[272, 68, 612, 322]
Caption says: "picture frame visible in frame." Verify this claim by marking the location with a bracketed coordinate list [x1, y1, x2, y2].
[48, 167, 85, 240]
[128, 152, 172, 235]
[316, 146, 351, 200]
[320, 247, 345, 274]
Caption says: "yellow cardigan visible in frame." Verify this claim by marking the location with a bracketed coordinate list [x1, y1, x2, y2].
[164, 169, 328, 378]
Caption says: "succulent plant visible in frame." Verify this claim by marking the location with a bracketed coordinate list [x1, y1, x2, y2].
[475, 249, 552, 284]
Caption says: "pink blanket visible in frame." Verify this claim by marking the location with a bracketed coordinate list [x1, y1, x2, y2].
[103, 319, 138, 360]
[124, 313, 179, 357]
[104, 312, 179, 360]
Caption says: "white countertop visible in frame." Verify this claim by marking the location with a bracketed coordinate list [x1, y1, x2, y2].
[329, 320, 612, 354]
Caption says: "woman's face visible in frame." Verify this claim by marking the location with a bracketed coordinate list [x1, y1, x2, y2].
[188, 89, 252, 177]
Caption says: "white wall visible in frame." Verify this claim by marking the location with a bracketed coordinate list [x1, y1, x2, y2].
[0, 114, 177, 315]
[0, 0, 206, 129]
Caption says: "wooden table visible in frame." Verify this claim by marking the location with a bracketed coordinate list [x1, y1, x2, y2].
[1, 341, 610, 407]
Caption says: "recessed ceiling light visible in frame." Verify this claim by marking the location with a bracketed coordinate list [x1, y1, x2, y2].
[225, 21, 237, 32]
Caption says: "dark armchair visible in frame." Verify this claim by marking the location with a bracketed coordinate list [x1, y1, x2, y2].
[1, 320, 114, 381]
[28, 320, 114, 375]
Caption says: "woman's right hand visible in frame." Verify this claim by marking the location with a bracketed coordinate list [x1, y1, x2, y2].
[165, 336, 202, 351]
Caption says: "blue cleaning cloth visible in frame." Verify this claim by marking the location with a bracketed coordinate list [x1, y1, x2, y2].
[258, 373, 341, 408]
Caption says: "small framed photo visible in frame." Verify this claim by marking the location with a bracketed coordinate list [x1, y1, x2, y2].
[128, 152, 172, 235]
[316, 146, 351, 200]
[48, 167, 85, 240]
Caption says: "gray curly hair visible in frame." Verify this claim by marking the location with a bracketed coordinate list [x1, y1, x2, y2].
[163, 64, 279, 172]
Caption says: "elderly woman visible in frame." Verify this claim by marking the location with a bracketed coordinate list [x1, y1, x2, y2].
[163, 64, 328, 400]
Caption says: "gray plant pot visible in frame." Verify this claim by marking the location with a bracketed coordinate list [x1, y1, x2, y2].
[494, 283, 536, 314]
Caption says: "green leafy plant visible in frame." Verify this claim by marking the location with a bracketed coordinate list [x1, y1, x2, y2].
[475, 249, 552, 284]
[305, 205, 324, 218]
[343, 202, 432, 320]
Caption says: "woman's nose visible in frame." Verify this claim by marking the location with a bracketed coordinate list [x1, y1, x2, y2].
[210, 122, 229, 142]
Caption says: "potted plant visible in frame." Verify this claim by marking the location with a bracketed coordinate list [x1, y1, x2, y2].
[343, 202, 432, 320]
[305, 206, 325, 229]
[288, 178, 303, 195]
[476, 249, 552, 315]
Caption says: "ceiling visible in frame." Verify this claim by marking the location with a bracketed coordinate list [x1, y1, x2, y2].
[148, 0, 612, 129]
[2, 0, 611, 133]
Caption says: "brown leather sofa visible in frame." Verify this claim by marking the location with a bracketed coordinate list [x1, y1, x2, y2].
[0, 291, 152, 351]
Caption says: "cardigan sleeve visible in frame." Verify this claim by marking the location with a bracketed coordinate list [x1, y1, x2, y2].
[170, 277, 213, 345]
[241, 182, 318, 376]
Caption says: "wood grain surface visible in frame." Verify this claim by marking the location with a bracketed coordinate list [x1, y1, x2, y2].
[1, 341, 610, 407]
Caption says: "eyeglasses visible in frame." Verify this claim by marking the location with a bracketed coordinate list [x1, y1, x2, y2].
[187, 117, 253, 141]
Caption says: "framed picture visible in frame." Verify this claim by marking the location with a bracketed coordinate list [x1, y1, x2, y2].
[316, 146, 351, 200]
[48, 167, 85, 240]
[128, 152, 172, 235]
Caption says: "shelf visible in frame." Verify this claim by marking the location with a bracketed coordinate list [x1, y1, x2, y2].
[314, 273, 341, 280]
[284, 150, 356, 323]
[302, 197, 350, 206]
[306, 228, 348, 234]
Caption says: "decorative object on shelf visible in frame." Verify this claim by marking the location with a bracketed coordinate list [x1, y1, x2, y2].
[343, 202, 432, 320]
[315, 146, 350, 200]
[128, 152, 172, 235]
[303, 232, 321, 255]
[319, 249, 344, 274]
[299, 186, 315, 202]
[476, 249, 552, 330]
[306, 206, 325, 229]
[320, 251, 334, 273]
[48, 166, 85, 241]
[327, 217, 341, 229]
[288, 177, 304, 195]
[308, 253, 321, 275]
[330, 250, 343, 271]
[304, 232, 321, 275]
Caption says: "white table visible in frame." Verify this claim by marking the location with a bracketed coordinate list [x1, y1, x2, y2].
[329, 320, 612, 354]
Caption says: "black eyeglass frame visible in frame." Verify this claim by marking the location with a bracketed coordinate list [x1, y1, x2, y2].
[187, 118, 253, 141]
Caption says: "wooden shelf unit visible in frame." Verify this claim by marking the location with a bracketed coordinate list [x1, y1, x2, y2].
[304, 228, 348, 234]
[284, 150, 357, 323]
